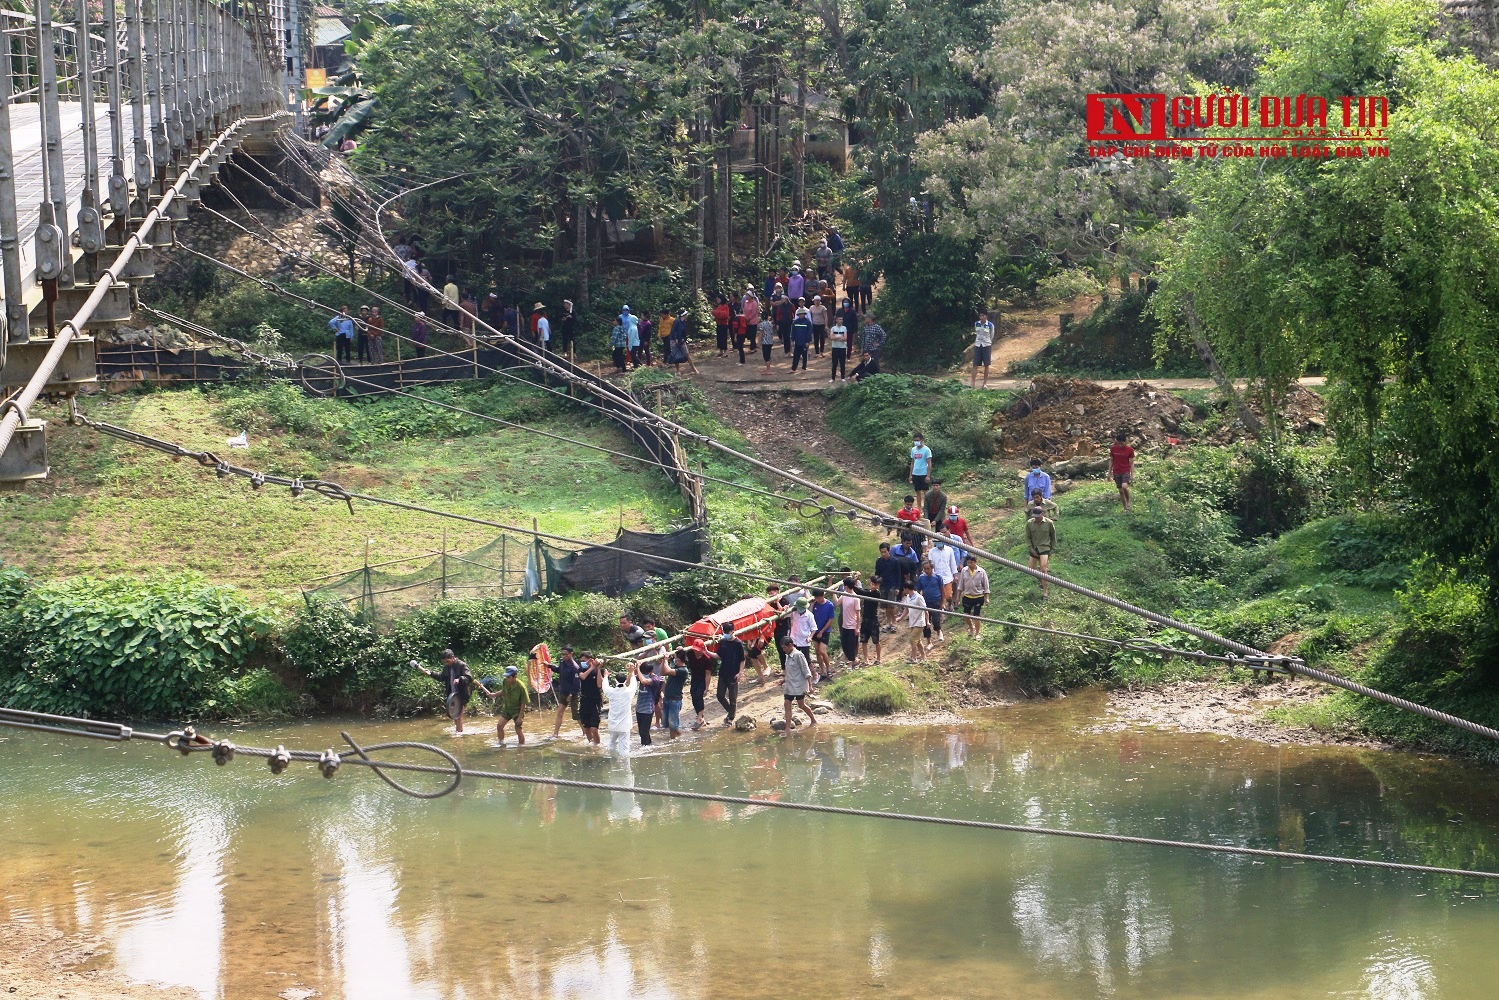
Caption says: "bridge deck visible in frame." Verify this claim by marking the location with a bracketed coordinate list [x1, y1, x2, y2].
[6, 100, 151, 310]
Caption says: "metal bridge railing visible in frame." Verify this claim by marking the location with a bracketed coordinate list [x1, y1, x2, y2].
[0, 1, 295, 479]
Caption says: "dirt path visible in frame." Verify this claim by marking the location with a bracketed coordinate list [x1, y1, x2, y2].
[689, 349, 890, 504]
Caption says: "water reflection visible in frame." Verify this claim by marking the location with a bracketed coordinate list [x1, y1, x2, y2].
[111, 809, 226, 996]
[2, 699, 1499, 999]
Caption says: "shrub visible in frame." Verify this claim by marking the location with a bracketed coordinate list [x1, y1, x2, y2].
[215, 667, 301, 719]
[827, 374, 1000, 479]
[1132, 491, 1240, 578]
[991, 606, 1135, 695]
[0, 563, 31, 607]
[1035, 268, 1103, 304]
[863, 231, 982, 366]
[0, 573, 274, 720]
[1347, 566, 1499, 758]
[824, 667, 913, 714]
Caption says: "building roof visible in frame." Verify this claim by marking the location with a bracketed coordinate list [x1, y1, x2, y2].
[314, 16, 352, 48]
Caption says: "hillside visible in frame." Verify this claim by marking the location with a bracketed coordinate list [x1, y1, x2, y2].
[1, 381, 683, 601]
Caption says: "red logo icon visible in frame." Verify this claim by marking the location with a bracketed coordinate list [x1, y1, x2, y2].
[1086, 94, 1167, 140]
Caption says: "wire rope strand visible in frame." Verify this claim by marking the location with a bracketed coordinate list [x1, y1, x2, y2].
[3, 708, 1495, 881]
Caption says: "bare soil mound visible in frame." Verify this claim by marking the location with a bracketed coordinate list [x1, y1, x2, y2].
[995, 377, 1195, 460]
[1208, 384, 1328, 442]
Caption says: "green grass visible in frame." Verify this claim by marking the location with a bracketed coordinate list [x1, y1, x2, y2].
[2, 386, 682, 601]
[824, 665, 916, 714]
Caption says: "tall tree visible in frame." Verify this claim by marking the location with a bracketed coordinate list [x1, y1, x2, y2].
[1152, 0, 1499, 604]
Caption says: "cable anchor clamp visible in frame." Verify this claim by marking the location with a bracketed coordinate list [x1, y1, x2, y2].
[318, 750, 341, 779]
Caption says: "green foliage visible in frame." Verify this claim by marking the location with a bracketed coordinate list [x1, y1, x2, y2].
[0, 573, 274, 720]
[1034, 268, 1104, 305]
[823, 666, 914, 715]
[994, 607, 1133, 695]
[1151, 0, 1499, 608]
[1010, 289, 1203, 378]
[826, 374, 1002, 479]
[1132, 489, 1241, 577]
[1319, 513, 1412, 589]
[854, 226, 982, 366]
[1131, 444, 1335, 574]
[0, 563, 31, 607]
[215, 667, 301, 720]
[1340, 565, 1499, 759]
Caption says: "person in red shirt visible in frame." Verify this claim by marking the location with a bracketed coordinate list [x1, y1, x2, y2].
[894, 494, 922, 542]
[1109, 431, 1136, 512]
[712, 296, 732, 357]
[943, 505, 971, 545]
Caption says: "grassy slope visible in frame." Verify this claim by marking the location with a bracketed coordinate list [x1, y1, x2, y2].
[1, 389, 681, 601]
[811, 375, 1404, 716]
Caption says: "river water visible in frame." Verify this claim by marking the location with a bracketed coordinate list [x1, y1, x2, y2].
[2, 692, 1497, 999]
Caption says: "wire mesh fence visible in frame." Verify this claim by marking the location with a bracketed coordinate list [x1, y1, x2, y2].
[302, 527, 705, 623]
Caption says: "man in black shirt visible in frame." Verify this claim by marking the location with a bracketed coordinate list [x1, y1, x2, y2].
[557, 299, 578, 357]
[413, 648, 494, 735]
[551, 644, 582, 739]
[715, 623, 746, 725]
[874, 543, 902, 631]
[856, 575, 885, 665]
[684, 639, 720, 731]
[576, 652, 603, 745]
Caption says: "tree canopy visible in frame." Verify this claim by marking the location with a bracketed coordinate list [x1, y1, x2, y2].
[1151, 0, 1499, 602]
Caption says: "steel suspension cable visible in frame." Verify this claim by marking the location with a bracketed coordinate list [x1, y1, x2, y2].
[2, 709, 1494, 880]
[65, 402, 1242, 666]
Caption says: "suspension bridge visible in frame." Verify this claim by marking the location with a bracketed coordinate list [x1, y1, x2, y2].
[0, 0, 299, 482]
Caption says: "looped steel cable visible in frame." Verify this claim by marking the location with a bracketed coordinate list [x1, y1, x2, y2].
[340, 730, 463, 799]
[0, 398, 30, 424]
[296, 352, 343, 397]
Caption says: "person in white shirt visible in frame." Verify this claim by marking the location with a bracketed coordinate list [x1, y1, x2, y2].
[957, 555, 990, 639]
[788, 597, 817, 690]
[603, 666, 639, 757]
[929, 534, 960, 610]
[901, 583, 929, 661]
[779, 638, 818, 732]
[971, 308, 995, 388]
[534, 303, 551, 350]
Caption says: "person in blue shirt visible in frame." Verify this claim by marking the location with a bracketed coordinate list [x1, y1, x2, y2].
[890, 539, 922, 589]
[634, 661, 662, 747]
[809, 589, 837, 683]
[328, 306, 356, 364]
[1024, 458, 1053, 502]
[908, 433, 934, 510]
[915, 561, 946, 645]
[790, 304, 813, 372]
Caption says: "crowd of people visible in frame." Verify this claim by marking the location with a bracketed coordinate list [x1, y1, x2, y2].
[413, 431, 1137, 751]
[605, 230, 890, 383]
[339, 228, 1029, 399]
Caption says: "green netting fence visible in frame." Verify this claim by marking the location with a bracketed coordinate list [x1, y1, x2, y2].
[302, 527, 705, 623]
